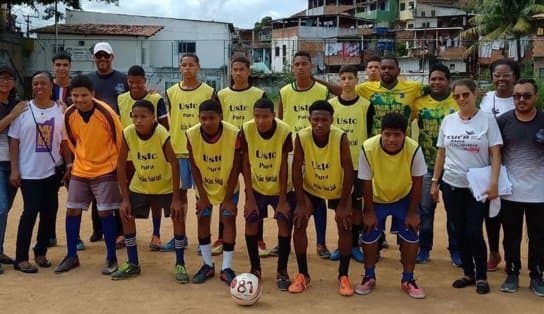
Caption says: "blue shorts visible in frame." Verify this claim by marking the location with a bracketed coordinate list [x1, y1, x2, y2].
[251, 190, 295, 223]
[198, 192, 240, 218]
[178, 158, 193, 190]
[361, 196, 418, 244]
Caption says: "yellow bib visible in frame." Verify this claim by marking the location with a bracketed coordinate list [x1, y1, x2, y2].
[167, 82, 214, 157]
[218, 86, 264, 129]
[329, 96, 370, 169]
[299, 126, 344, 200]
[118, 92, 163, 128]
[362, 135, 419, 203]
[243, 118, 291, 196]
[186, 121, 239, 205]
[280, 81, 328, 134]
[124, 124, 173, 194]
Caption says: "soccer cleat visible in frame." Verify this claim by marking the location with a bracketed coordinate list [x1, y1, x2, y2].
[0, 253, 14, 265]
[160, 238, 175, 252]
[250, 268, 262, 279]
[288, 273, 311, 293]
[487, 254, 502, 272]
[316, 244, 330, 259]
[192, 264, 215, 284]
[258, 241, 268, 257]
[76, 239, 86, 251]
[111, 262, 140, 280]
[212, 239, 224, 256]
[450, 251, 462, 267]
[102, 259, 118, 275]
[329, 249, 341, 261]
[338, 275, 354, 296]
[401, 280, 426, 299]
[416, 249, 430, 264]
[149, 235, 161, 251]
[268, 245, 279, 257]
[277, 272, 291, 291]
[500, 274, 519, 293]
[351, 247, 364, 263]
[220, 268, 237, 285]
[175, 265, 189, 284]
[530, 278, 544, 297]
[54, 256, 80, 273]
[355, 276, 376, 295]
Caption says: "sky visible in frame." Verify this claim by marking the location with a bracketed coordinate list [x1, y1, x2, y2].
[14, 0, 308, 32]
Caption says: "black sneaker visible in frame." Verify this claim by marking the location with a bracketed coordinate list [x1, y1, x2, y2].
[220, 268, 237, 285]
[55, 256, 80, 273]
[250, 268, 262, 279]
[476, 280, 490, 294]
[0, 253, 14, 265]
[530, 277, 544, 297]
[89, 232, 103, 242]
[277, 272, 291, 291]
[192, 264, 215, 284]
[500, 274, 519, 293]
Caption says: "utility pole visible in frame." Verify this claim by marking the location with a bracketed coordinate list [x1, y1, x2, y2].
[23, 14, 39, 38]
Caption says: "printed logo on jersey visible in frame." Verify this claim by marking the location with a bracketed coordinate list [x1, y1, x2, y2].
[35, 117, 55, 152]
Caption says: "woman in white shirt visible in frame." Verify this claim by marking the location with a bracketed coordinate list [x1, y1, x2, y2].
[431, 79, 502, 294]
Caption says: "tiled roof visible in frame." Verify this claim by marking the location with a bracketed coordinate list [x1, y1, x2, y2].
[32, 24, 163, 37]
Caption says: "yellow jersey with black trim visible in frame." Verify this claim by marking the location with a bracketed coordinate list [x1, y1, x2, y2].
[280, 81, 329, 134]
[362, 135, 419, 203]
[329, 96, 370, 169]
[218, 86, 265, 129]
[167, 82, 214, 158]
[186, 121, 239, 205]
[124, 124, 172, 195]
[118, 92, 163, 128]
[243, 118, 291, 196]
[356, 80, 423, 136]
[299, 126, 344, 200]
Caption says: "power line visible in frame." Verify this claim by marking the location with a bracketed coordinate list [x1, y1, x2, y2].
[22, 14, 39, 38]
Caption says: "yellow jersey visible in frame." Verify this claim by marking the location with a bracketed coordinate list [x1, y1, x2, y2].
[218, 86, 265, 129]
[280, 81, 329, 134]
[118, 92, 164, 128]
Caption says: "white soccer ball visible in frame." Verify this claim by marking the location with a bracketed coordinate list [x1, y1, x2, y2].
[230, 272, 262, 306]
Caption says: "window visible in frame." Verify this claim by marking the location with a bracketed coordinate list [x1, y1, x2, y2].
[408, 23, 414, 28]
[408, 1, 414, 9]
[539, 67, 544, 78]
[379, 2, 385, 10]
[370, 3, 376, 10]
[178, 41, 196, 53]
[400, 3, 406, 10]
[282, 45, 286, 57]
[421, 11, 425, 17]
[431, 10, 436, 17]
[275, 46, 280, 57]
[449, 64, 455, 71]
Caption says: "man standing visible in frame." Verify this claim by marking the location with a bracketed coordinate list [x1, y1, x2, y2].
[497, 79, 544, 296]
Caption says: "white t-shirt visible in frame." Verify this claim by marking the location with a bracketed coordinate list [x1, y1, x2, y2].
[479, 91, 514, 117]
[8, 101, 64, 179]
[437, 110, 503, 188]
[358, 146, 428, 180]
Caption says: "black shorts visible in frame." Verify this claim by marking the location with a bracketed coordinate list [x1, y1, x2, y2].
[129, 191, 172, 219]
[251, 190, 295, 223]
[328, 175, 363, 211]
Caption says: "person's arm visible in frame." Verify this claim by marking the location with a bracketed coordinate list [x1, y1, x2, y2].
[240, 131, 257, 219]
[117, 136, 132, 223]
[278, 98, 283, 120]
[487, 145, 501, 200]
[187, 134, 211, 214]
[358, 149, 376, 233]
[335, 134, 354, 231]
[8, 137, 21, 188]
[276, 134, 293, 220]
[406, 147, 427, 230]
[221, 134, 241, 215]
[292, 134, 307, 229]
[430, 147, 445, 203]
[0, 101, 27, 132]
[164, 139, 182, 220]
[366, 104, 375, 137]
[156, 98, 170, 130]
[313, 77, 342, 96]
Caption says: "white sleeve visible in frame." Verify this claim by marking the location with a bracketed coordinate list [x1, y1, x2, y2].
[357, 149, 372, 180]
[486, 114, 503, 146]
[479, 92, 493, 113]
[411, 147, 428, 176]
[7, 115, 21, 139]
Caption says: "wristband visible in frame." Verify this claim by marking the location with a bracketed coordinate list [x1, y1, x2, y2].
[431, 177, 439, 182]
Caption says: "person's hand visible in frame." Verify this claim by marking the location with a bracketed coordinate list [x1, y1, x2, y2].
[63, 165, 72, 188]
[362, 211, 377, 234]
[196, 195, 211, 216]
[222, 199, 237, 216]
[9, 169, 21, 188]
[486, 182, 499, 200]
[335, 202, 352, 231]
[275, 198, 291, 222]
[430, 181, 440, 203]
[405, 211, 420, 232]
[171, 196, 183, 222]
[58, 100, 68, 113]
[244, 196, 258, 221]
[11, 101, 28, 117]
[119, 199, 133, 223]
[293, 199, 309, 230]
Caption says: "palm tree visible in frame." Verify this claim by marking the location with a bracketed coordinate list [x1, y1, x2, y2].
[463, 0, 544, 61]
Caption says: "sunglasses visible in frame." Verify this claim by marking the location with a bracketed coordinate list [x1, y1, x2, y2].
[512, 93, 533, 101]
[0, 76, 14, 82]
[452, 92, 472, 100]
[94, 53, 112, 59]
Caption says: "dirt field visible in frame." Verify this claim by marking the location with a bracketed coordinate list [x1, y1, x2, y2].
[1, 188, 542, 314]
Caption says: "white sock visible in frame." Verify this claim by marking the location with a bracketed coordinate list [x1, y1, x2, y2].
[222, 250, 234, 270]
[200, 244, 213, 266]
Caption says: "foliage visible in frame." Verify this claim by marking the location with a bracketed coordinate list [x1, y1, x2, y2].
[254, 16, 272, 31]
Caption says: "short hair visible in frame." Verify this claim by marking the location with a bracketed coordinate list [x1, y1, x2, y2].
[366, 56, 382, 65]
[381, 112, 407, 133]
[381, 56, 399, 67]
[515, 78, 538, 94]
[452, 79, 477, 93]
[31, 71, 53, 83]
[127, 65, 145, 77]
[309, 100, 334, 116]
[490, 59, 520, 81]
[231, 55, 250, 68]
[294, 51, 312, 63]
[199, 99, 222, 114]
[52, 51, 72, 63]
[429, 63, 451, 80]
[180, 53, 199, 64]
[254, 98, 274, 112]
[339, 65, 358, 76]
[70, 74, 94, 92]
[132, 99, 155, 113]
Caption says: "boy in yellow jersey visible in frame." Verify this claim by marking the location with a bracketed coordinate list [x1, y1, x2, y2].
[164, 53, 215, 252]
[279, 51, 331, 259]
[356, 112, 427, 299]
[365, 56, 381, 82]
[241, 98, 294, 290]
[112, 100, 187, 282]
[328, 65, 373, 264]
[187, 100, 241, 285]
[118, 65, 169, 251]
[216, 55, 267, 256]
[413, 64, 459, 266]
[289, 100, 354, 296]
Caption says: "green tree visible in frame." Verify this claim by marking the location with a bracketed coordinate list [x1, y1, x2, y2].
[254, 16, 272, 31]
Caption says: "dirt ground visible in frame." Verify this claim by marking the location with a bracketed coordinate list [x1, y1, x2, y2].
[1, 188, 542, 314]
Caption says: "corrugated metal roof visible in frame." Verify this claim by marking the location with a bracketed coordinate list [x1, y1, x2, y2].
[32, 24, 164, 37]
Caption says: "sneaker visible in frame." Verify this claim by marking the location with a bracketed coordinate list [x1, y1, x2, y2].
[102, 259, 118, 275]
[316, 244, 330, 259]
[401, 280, 426, 299]
[220, 268, 237, 285]
[258, 241, 268, 257]
[0, 253, 14, 265]
[115, 235, 125, 250]
[250, 268, 262, 279]
[530, 278, 544, 297]
[175, 264, 189, 284]
[13, 261, 38, 274]
[149, 235, 161, 251]
[450, 251, 462, 267]
[192, 264, 215, 284]
[329, 248, 341, 261]
[288, 273, 310, 293]
[160, 238, 175, 252]
[500, 274, 519, 293]
[76, 239, 86, 251]
[338, 275, 354, 296]
[89, 232, 103, 242]
[111, 262, 140, 280]
[476, 280, 490, 294]
[355, 276, 376, 295]
[277, 272, 291, 291]
[268, 245, 279, 257]
[487, 254, 502, 271]
[212, 239, 223, 256]
[416, 249, 430, 264]
[48, 237, 57, 247]
[54, 256, 80, 273]
[351, 247, 364, 263]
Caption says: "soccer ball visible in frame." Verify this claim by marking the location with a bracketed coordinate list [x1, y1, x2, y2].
[230, 273, 262, 306]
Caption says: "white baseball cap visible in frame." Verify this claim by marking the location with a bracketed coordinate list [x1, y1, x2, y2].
[93, 42, 113, 55]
